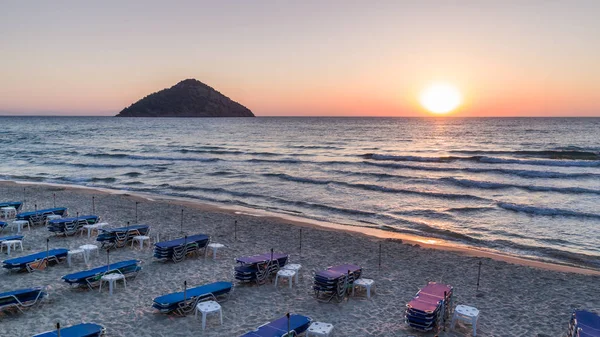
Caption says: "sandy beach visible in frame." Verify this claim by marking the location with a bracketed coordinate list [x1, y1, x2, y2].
[1, 181, 598, 336]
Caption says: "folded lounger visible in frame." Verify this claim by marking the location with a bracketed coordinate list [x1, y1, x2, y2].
[2, 248, 69, 272]
[0, 234, 24, 244]
[405, 282, 453, 332]
[0, 221, 7, 233]
[313, 264, 362, 303]
[62, 259, 142, 289]
[152, 281, 233, 316]
[234, 252, 288, 285]
[33, 323, 106, 337]
[48, 215, 100, 236]
[153, 234, 210, 263]
[241, 314, 312, 337]
[0, 201, 23, 212]
[0, 287, 46, 313]
[569, 310, 600, 337]
[96, 224, 149, 249]
[17, 207, 68, 226]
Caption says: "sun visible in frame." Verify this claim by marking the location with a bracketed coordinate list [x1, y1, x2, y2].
[419, 83, 462, 114]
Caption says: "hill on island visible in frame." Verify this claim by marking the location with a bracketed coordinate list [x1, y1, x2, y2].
[116, 79, 254, 117]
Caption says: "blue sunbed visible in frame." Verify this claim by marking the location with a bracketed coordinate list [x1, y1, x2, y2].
[62, 260, 142, 289]
[16, 207, 68, 221]
[152, 281, 233, 315]
[33, 323, 105, 337]
[154, 234, 210, 262]
[569, 310, 600, 337]
[0, 235, 24, 246]
[97, 224, 149, 249]
[0, 201, 23, 212]
[241, 314, 312, 337]
[0, 287, 46, 313]
[48, 215, 100, 236]
[3, 248, 69, 272]
[313, 264, 362, 302]
[234, 252, 288, 285]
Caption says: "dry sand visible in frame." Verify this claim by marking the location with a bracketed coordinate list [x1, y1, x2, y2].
[0, 181, 598, 336]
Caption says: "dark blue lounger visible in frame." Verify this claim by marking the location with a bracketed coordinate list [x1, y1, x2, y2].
[0, 287, 46, 313]
[152, 281, 233, 315]
[0, 201, 23, 212]
[0, 234, 24, 244]
[33, 323, 105, 337]
[241, 314, 312, 337]
[16, 207, 68, 221]
[62, 260, 142, 288]
[570, 310, 600, 337]
[97, 224, 149, 249]
[48, 215, 100, 236]
[2, 248, 69, 271]
[154, 234, 210, 262]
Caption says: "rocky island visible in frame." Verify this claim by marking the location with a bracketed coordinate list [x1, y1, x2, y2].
[116, 79, 254, 117]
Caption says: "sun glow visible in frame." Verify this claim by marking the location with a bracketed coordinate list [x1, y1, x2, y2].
[419, 83, 462, 114]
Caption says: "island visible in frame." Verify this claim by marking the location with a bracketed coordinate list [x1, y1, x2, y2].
[116, 79, 254, 117]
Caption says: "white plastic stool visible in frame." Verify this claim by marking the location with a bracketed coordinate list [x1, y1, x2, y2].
[1, 240, 23, 256]
[82, 222, 108, 238]
[132, 235, 151, 249]
[274, 269, 296, 289]
[67, 249, 85, 267]
[12, 220, 30, 233]
[451, 304, 480, 336]
[307, 322, 334, 337]
[195, 300, 223, 330]
[79, 244, 99, 264]
[352, 278, 375, 299]
[99, 273, 126, 295]
[206, 243, 225, 260]
[282, 263, 302, 283]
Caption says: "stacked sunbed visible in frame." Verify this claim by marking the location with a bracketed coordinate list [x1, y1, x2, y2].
[153, 234, 210, 263]
[96, 224, 149, 249]
[48, 215, 100, 236]
[33, 323, 106, 337]
[62, 259, 142, 289]
[234, 252, 288, 285]
[16, 207, 68, 227]
[568, 310, 600, 337]
[405, 282, 453, 332]
[313, 264, 362, 302]
[0, 201, 23, 212]
[152, 281, 233, 316]
[241, 314, 312, 337]
[2, 248, 69, 272]
[0, 287, 46, 313]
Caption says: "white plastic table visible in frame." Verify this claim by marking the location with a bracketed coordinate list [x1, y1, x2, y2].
[99, 273, 126, 295]
[46, 214, 62, 221]
[451, 304, 480, 336]
[195, 300, 223, 330]
[79, 244, 99, 263]
[67, 249, 85, 267]
[82, 222, 108, 238]
[206, 243, 225, 260]
[282, 263, 302, 283]
[1, 239, 23, 256]
[132, 235, 151, 249]
[352, 278, 375, 299]
[1, 207, 17, 219]
[274, 269, 296, 289]
[307, 322, 334, 337]
[12, 220, 30, 233]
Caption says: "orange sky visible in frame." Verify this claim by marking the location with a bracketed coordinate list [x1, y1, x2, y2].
[1, 1, 598, 117]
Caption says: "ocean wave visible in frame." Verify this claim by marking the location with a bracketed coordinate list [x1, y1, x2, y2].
[449, 149, 600, 160]
[178, 148, 282, 157]
[363, 153, 600, 167]
[287, 145, 344, 150]
[443, 177, 600, 195]
[445, 206, 497, 213]
[497, 202, 600, 219]
[84, 152, 220, 163]
[122, 172, 142, 177]
[262, 173, 330, 185]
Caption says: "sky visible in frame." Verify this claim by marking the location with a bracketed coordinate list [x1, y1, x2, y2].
[1, 0, 599, 117]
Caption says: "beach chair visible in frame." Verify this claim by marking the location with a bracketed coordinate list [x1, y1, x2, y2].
[0, 201, 23, 212]
[16, 207, 68, 227]
[0, 287, 47, 313]
[234, 251, 288, 285]
[153, 234, 210, 263]
[313, 264, 362, 303]
[405, 282, 453, 332]
[33, 323, 106, 337]
[96, 224, 150, 249]
[241, 314, 312, 337]
[152, 281, 233, 316]
[2, 248, 69, 272]
[569, 310, 600, 337]
[48, 215, 100, 236]
[62, 259, 142, 289]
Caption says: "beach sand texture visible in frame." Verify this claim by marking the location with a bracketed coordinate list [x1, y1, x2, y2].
[0, 182, 598, 336]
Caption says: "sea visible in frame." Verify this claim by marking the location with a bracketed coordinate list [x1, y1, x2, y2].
[1, 116, 599, 269]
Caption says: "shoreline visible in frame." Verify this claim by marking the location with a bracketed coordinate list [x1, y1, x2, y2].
[3, 179, 598, 276]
